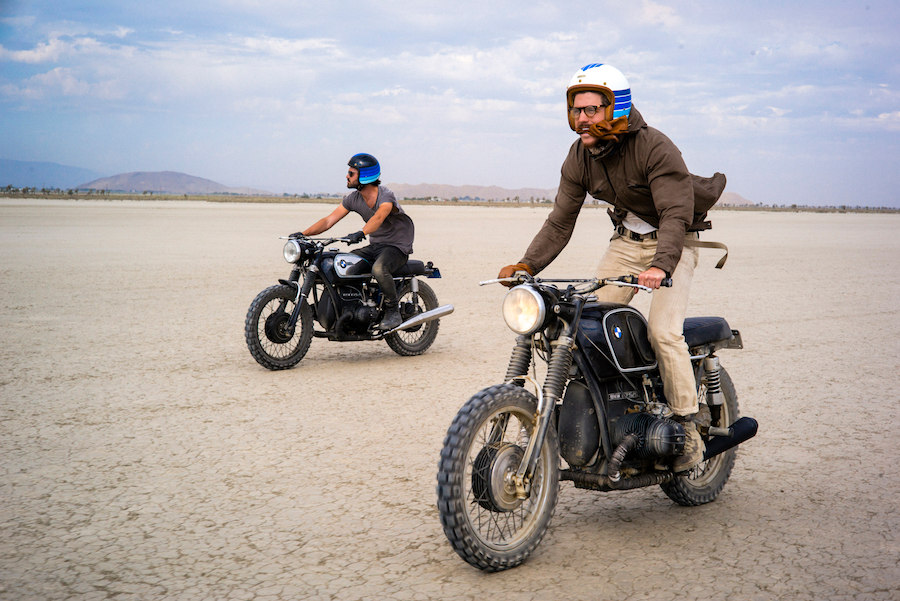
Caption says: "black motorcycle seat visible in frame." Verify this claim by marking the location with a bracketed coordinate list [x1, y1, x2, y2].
[683, 316, 732, 347]
[394, 260, 427, 277]
[343, 259, 427, 277]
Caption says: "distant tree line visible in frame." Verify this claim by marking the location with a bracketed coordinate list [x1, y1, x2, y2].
[2, 185, 896, 213]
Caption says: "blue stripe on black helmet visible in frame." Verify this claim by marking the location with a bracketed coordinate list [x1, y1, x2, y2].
[348, 153, 381, 185]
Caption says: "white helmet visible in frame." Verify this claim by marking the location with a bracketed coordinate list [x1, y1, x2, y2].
[566, 63, 631, 131]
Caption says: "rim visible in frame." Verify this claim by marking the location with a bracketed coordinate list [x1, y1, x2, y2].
[463, 405, 551, 551]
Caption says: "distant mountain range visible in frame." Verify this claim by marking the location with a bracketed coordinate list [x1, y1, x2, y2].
[385, 183, 746, 206]
[78, 171, 271, 195]
[385, 182, 557, 202]
[0, 159, 101, 190]
[1, 159, 751, 205]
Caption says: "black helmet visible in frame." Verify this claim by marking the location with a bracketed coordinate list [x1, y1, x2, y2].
[348, 153, 380, 184]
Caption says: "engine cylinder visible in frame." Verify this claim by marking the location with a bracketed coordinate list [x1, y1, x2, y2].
[613, 413, 685, 458]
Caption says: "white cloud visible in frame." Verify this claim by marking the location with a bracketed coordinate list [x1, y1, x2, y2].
[1, 66, 128, 100]
[876, 111, 900, 130]
[2, 0, 898, 205]
[237, 35, 340, 57]
[637, 0, 682, 28]
[0, 36, 69, 63]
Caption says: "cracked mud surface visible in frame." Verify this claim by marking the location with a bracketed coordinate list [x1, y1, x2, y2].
[1, 199, 897, 600]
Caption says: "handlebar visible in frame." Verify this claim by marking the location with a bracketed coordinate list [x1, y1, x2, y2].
[613, 274, 673, 288]
[281, 234, 361, 246]
[479, 274, 672, 292]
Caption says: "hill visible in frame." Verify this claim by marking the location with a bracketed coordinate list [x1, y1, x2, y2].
[0, 158, 101, 190]
[719, 191, 752, 206]
[78, 171, 271, 195]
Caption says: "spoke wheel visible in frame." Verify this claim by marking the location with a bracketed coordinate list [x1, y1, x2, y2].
[661, 366, 739, 505]
[245, 284, 313, 370]
[385, 280, 440, 356]
[437, 384, 559, 572]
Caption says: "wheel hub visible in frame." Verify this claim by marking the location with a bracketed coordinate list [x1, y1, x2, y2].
[472, 443, 525, 512]
[399, 301, 422, 332]
[264, 311, 294, 343]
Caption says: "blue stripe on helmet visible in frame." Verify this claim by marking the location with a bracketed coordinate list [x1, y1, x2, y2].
[581, 63, 604, 71]
[613, 88, 631, 118]
[358, 164, 380, 184]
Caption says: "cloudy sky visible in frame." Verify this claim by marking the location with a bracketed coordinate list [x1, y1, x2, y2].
[1, 1, 898, 206]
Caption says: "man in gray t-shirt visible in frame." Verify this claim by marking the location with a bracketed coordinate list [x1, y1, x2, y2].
[299, 153, 415, 330]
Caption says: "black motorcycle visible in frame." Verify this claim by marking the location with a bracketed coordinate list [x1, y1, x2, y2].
[437, 274, 757, 571]
[245, 235, 453, 370]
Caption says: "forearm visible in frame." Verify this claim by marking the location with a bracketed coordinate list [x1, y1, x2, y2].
[520, 188, 584, 273]
[303, 217, 333, 236]
[520, 220, 575, 275]
[362, 214, 386, 236]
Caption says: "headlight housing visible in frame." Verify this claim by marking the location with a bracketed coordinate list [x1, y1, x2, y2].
[283, 240, 303, 263]
[502, 285, 547, 335]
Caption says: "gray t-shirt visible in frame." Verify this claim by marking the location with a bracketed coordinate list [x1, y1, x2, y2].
[342, 187, 414, 254]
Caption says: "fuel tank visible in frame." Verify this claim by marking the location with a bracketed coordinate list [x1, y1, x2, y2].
[576, 302, 657, 378]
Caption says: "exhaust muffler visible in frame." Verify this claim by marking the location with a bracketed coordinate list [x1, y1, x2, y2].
[388, 304, 454, 333]
[703, 416, 758, 460]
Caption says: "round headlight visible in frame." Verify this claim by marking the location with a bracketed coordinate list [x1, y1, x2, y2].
[283, 240, 303, 263]
[502, 285, 547, 335]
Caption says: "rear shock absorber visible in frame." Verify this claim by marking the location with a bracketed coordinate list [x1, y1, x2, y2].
[703, 355, 725, 405]
[504, 335, 532, 386]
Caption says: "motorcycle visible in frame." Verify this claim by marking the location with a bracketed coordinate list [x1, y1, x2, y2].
[245, 235, 453, 370]
[437, 274, 757, 571]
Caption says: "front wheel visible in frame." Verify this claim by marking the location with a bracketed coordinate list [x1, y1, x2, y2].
[661, 366, 739, 505]
[437, 384, 559, 572]
[384, 280, 439, 356]
[245, 284, 313, 370]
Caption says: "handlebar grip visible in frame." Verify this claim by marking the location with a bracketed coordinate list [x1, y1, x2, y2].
[661, 277, 673, 287]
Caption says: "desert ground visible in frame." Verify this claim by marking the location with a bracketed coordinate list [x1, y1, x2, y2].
[1, 198, 898, 601]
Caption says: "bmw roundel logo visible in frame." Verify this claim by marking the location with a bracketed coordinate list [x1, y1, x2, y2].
[612, 326, 623, 339]
[339, 259, 347, 268]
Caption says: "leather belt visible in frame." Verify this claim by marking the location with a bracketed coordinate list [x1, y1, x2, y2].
[614, 226, 729, 268]
[616, 225, 657, 241]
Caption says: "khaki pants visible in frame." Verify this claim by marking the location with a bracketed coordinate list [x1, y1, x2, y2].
[593, 233, 700, 416]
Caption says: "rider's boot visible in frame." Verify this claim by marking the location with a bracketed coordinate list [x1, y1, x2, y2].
[378, 302, 402, 331]
[673, 414, 705, 473]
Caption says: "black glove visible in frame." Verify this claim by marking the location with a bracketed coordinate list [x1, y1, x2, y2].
[289, 232, 306, 239]
[345, 230, 365, 244]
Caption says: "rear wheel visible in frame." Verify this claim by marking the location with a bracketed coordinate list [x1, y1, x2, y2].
[437, 384, 559, 571]
[661, 366, 738, 505]
[245, 284, 313, 370]
[385, 280, 439, 356]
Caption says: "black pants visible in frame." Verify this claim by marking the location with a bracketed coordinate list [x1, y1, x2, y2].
[352, 244, 408, 306]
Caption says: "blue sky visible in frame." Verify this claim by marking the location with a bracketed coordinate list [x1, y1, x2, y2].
[1, 1, 898, 206]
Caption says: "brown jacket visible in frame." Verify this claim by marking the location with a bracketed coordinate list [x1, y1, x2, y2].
[520, 107, 726, 275]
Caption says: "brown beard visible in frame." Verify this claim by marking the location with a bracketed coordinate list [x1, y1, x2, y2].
[587, 116, 629, 142]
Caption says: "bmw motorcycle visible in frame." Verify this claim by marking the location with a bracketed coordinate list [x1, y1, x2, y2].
[437, 274, 757, 571]
[245, 235, 453, 370]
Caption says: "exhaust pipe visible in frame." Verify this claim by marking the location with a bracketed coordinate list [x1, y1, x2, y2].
[703, 416, 758, 460]
[387, 304, 454, 334]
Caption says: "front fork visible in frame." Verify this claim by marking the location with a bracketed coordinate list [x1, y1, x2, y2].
[511, 334, 574, 498]
[285, 266, 316, 333]
[502, 299, 584, 499]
